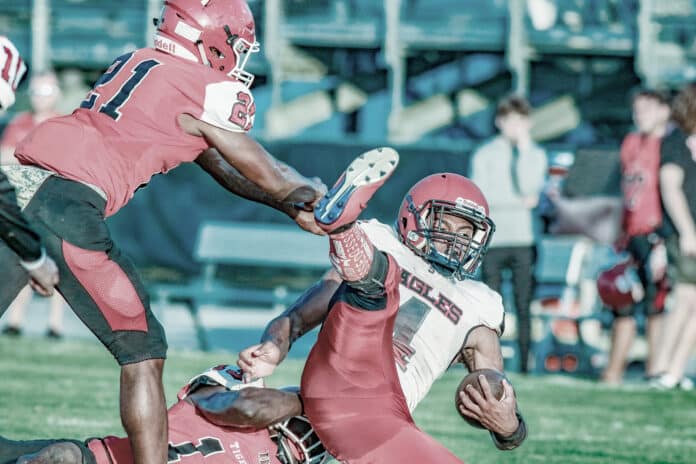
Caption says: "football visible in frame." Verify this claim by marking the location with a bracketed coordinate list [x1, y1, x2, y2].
[454, 368, 508, 428]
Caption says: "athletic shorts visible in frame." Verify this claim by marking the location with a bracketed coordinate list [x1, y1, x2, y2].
[0, 173, 167, 364]
[300, 255, 463, 464]
[666, 235, 696, 285]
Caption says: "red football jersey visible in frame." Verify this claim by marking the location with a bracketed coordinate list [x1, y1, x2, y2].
[15, 48, 255, 217]
[87, 399, 281, 464]
[620, 132, 663, 237]
[0, 111, 59, 154]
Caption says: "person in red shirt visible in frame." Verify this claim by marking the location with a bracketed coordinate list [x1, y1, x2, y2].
[0, 2, 326, 463]
[0, 365, 329, 464]
[601, 89, 671, 385]
[1, 70, 65, 339]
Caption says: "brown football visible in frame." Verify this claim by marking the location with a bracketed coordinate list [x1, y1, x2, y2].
[454, 368, 507, 428]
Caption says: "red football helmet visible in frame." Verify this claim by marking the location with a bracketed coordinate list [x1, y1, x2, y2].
[596, 261, 645, 311]
[0, 36, 27, 112]
[397, 173, 495, 279]
[153, 0, 260, 86]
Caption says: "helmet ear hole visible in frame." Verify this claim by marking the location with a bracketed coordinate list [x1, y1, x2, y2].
[401, 217, 407, 229]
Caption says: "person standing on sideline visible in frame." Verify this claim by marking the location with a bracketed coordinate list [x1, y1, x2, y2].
[470, 95, 547, 373]
[600, 89, 671, 385]
[1, 70, 65, 339]
[649, 84, 696, 390]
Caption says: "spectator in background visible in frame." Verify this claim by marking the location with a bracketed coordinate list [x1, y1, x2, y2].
[56, 68, 90, 115]
[0, 71, 62, 164]
[649, 84, 696, 390]
[470, 95, 547, 374]
[600, 89, 671, 385]
[0, 70, 65, 339]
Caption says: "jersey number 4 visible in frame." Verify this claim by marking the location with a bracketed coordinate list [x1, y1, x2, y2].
[393, 297, 431, 372]
[168, 438, 224, 463]
[80, 52, 160, 121]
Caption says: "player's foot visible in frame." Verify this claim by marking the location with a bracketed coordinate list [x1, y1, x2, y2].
[314, 147, 399, 233]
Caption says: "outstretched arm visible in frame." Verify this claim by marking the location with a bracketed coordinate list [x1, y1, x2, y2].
[190, 387, 303, 429]
[457, 326, 528, 450]
[195, 148, 325, 235]
[237, 270, 341, 379]
[181, 114, 326, 206]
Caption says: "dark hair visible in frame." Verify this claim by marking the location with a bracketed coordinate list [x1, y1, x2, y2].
[630, 88, 671, 106]
[495, 95, 531, 118]
[672, 83, 696, 134]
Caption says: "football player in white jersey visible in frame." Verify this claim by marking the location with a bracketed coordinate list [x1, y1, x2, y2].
[239, 148, 527, 462]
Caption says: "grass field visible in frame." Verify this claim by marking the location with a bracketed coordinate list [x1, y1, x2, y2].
[1, 337, 695, 464]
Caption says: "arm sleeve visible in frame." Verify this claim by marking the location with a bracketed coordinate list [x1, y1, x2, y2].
[200, 81, 255, 133]
[490, 411, 528, 450]
[0, 170, 43, 261]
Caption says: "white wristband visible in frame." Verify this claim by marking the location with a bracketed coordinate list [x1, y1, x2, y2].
[20, 247, 47, 271]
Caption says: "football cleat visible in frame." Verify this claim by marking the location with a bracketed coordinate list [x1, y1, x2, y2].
[314, 147, 399, 233]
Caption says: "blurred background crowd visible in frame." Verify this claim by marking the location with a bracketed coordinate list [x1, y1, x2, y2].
[2, 0, 696, 388]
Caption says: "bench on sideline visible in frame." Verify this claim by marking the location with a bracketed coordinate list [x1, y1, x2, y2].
[150, 221, 330, 350]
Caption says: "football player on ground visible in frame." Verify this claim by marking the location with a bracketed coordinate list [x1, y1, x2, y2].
[0, 2, 326, 463]
[0, 35, 59, 296]
[0, 365, 329, 464]
[239, 148, 528, 463]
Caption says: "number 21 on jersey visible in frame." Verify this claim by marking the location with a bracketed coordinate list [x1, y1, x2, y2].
[80, 52, 160, 121]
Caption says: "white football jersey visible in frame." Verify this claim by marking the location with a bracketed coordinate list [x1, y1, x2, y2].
[359, 219, 505, 412]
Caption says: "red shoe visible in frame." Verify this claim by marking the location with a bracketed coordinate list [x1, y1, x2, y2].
[315, 147, 399, 232]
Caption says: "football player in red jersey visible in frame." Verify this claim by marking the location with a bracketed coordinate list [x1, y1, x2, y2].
[0, 2, 326, 463]
[0, 365, 329, 464]
[239, 148, 527, 463]
[0, 35, 59, 297]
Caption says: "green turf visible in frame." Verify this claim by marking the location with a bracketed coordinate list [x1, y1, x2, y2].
[1, 337, 695, 463]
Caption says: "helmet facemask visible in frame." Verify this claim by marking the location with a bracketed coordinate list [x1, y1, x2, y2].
[228, 33, 259, 87]
[271, 415, 329, 464]
[404, 197, 495, 280]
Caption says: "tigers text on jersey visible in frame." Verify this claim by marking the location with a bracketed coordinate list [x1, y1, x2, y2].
[14, 48, 256, 217]
[88, 400, 281, 464]
[87, 370, 281, 464]
[358, 219, 505, 412]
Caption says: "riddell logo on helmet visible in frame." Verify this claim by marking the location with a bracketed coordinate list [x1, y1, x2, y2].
[456, 197, 484, 214]
[154, 37, 176, 53]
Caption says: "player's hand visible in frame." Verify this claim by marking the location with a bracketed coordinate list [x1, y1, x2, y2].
[680, 232, 696, 257]
[27, 256, 59, 297]
[237, 341, 283, 382]
[294, 208, 326, 235]
[288, 176, 327, 235]
[457, 377, 519, 436]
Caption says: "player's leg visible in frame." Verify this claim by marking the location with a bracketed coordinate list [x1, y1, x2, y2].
[46, 292, 65, 337]
[51, 238, 168, 464]
[360, 420, 463, 464]
[510, 246, 535, 374]
[3, 286, 32, 335]
[21, 176, 168, 464]
[601, 315, 637, 384]
[314, 147, 398, 286]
